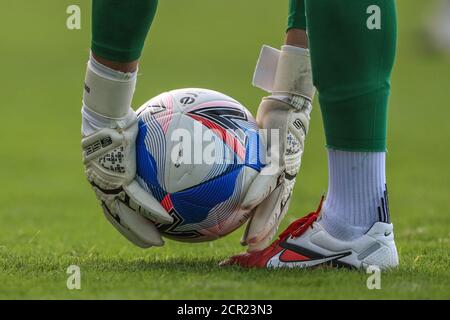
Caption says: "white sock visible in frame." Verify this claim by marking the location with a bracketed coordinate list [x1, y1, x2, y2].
[320, 149, 390, 241]
[82, 55, 137, 136]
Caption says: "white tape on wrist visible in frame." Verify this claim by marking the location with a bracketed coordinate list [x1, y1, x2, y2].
[81, 105, 136, 136]
[83, 60, 137, 119]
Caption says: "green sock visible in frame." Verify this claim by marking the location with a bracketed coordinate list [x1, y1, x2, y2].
[289, 0, 397, 152]
[91, 0, 158, 62]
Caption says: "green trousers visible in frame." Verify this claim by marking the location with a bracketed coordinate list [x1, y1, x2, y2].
[90, 0, 397, 152]
[91, 0, 158, 62]
[289, 0, 397, 152]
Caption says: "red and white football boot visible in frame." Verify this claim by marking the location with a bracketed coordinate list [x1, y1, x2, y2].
[221, 198, 399, 270]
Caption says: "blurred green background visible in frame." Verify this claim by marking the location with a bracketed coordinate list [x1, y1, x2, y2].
[0, 0, 449, 299]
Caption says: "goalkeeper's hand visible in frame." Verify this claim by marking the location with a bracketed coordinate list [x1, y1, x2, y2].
[241, 45, 315, 252]
[81, 59, 173, 248]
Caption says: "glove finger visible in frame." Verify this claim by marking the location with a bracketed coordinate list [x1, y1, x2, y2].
[123, 180, 173, 225]
[101, 202, 163, 248]
[241, 170, 280, 210]
[242, 186, 292, 249]
[247, 228, 277, 252]
[246, 202, 290, 252]
[239, 207, 256, 246]
[111, 199, 165, 247]
[241, 186, 282, 245]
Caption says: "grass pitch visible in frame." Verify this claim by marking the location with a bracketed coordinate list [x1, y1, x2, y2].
[0, 1, 449, 299]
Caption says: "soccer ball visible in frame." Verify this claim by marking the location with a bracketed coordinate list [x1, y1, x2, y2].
[135, 88, 265, 242]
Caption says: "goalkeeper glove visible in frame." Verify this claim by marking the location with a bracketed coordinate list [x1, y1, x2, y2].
[81, 58, 173, 248]
[242, 45, 316, 251]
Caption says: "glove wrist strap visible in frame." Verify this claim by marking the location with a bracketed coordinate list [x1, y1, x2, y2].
[252, 45, 315, 100]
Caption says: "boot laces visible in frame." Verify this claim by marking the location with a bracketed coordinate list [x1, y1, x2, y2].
[271, 196, 324, 247]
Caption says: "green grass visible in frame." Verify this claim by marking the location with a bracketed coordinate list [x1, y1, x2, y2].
[0, 0, 449, 299]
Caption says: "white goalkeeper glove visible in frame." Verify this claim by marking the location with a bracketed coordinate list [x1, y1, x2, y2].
[81, 58, 173, 248]
[241, 45, 316, 251]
